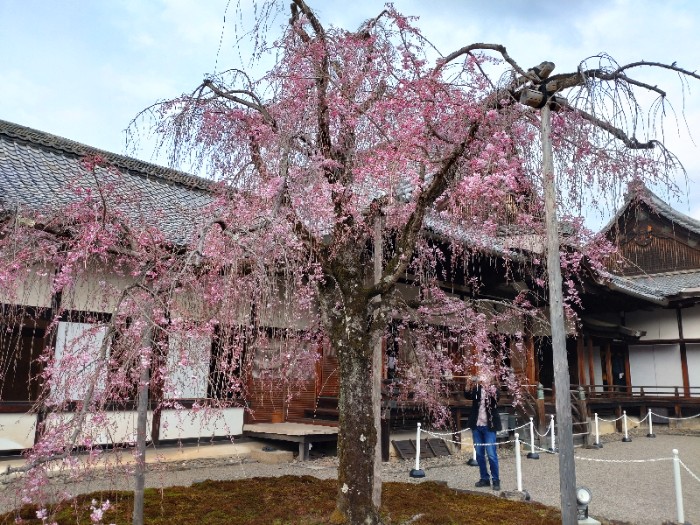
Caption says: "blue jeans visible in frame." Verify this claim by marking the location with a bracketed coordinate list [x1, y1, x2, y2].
[472, 426, 499, 482]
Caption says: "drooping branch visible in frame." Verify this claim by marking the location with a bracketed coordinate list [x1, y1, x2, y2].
[201, 79, 277, 130]
[599, 59, 700, 85]
[1, 281, 151, 477]
[556, 99, 658, 150]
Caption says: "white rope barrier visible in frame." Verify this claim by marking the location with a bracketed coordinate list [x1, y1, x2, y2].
[533, 425, 551, 438]
[529, 441, 587, 453]
[649, 410, 700, 421]
[597, 414, 625, 423]
[679, 459, 700, 485]
[420, 427, 472, 438]
[420, 420, 530, 440]
[511, 422, 530, 431]
[573, 456, 672, 464]
[416, 423, 516, 447]
[421, 431, 465, 445]
[410, 420, 697, 523]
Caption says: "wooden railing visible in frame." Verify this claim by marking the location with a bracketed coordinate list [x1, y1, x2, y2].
[582, 384, 700, 400]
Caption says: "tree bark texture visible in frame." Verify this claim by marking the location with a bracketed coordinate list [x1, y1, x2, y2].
[322, 282, 382, 524]
[372, 217, 384, 508]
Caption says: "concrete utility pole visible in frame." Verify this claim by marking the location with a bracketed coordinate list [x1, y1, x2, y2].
[521, 64, 578, 525]
[541, 103, 577, 525]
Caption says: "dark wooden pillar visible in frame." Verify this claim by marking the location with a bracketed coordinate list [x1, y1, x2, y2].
[523, 318, 537, 391]
[587, 337, 596, 393]
[576, 335, 586, 387]
[624, 346, 632, 394]
[604, 342, 612, 394]
[677, 308, 690, 397]
[381, 412, 390, 462]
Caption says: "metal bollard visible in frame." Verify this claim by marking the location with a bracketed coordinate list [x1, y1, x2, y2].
[515, 433, 523, 492]
[647, 409, 656, 438]
[622, 410, 632, 442]
[672, 449, 685, 524]
[548, 414, 556, 453]
[409, 423, 425, 478]
[594, 413, 602, 448]
[527, 417, 539, 459]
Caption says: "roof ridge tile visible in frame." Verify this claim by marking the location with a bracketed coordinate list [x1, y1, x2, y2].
[0, 118, 213, 193]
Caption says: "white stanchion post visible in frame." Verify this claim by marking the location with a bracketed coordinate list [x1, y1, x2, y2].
[647, 409, 656, 438]
[409, 423, 425, 478]
[515, 433, 523, 492]
[594, 413, 602, 448]
[548, 414, 556, 453]
[467, 440, 478, 467]
[527, 417, 539, 459]
[672, 449, 685, 524]
[622, 410, 632, 442]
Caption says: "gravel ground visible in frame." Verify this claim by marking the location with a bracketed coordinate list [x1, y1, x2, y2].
[1, 428, 698, 524]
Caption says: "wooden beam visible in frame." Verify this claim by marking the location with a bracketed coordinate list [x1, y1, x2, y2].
[604, 342, 613, 393]
[677, 308, 691, 397]
[587, 336, 595, 391]
[524, 318, 536, 389]
[526, 336, 536, 387]
[576, 335, 585, 386]
[623, 346, 632, 394]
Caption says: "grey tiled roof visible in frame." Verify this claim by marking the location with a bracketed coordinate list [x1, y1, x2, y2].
[602, 182, 700, 236]
[0, 119, 214, 245]
[596, 183, 700, 303]
[598, 269, 700, 305]
[424, 215, 509, 255]
[602, 272, 667, 304]
[627, 270, 700, 298]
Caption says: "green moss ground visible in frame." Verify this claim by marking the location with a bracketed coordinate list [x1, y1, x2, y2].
[1, 476, 566, 524]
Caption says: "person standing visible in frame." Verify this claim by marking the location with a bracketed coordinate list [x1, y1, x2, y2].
[465, 375, 501, 491]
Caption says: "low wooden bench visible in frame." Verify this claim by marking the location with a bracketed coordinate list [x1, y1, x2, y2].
[243, 422, 339, 461]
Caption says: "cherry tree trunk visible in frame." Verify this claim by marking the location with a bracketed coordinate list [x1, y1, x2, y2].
[331, 301, 382, 524]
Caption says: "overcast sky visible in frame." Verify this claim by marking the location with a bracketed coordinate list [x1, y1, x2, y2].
[2, 0, 699, 226]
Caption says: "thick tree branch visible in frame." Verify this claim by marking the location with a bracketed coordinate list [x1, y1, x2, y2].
[437, 43, 535, 81]
[369, 123, 479, 298]
[290, 0, 334, 171]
